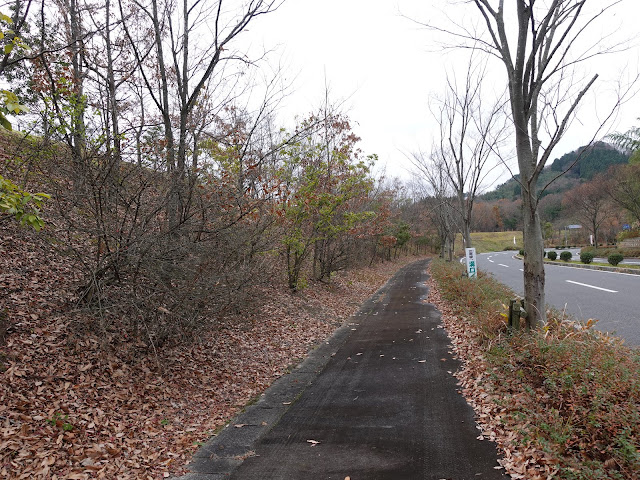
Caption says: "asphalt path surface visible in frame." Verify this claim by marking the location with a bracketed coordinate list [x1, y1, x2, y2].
[181, 259, 508, 480]
[477, 252, 640, 345]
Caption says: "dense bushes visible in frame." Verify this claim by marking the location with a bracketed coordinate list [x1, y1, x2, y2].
[1, 119, 408, 347]
[42, 148, 285, 346]
[617, 229, 640, 242]
[582, 245, 640, 258]
[547, 251, 558, 260]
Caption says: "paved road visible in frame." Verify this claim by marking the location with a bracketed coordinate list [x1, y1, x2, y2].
[478, 252, 640, 345]
[181, 259, 508, 480]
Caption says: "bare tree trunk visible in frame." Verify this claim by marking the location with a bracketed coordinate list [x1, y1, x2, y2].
[459, 189, 472, 248]
[104, 0, 121, 167]
[68, 0, 86, 177]
[521, 188, 545, 327]
[458, 0, 623, 327]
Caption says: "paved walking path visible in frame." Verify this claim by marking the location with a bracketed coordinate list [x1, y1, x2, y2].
[178, 259, 508, 480]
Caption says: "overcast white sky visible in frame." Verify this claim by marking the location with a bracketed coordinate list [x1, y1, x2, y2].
[245, 0, 640, 190]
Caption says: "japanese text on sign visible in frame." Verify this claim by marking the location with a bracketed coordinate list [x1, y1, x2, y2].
[465, 248, 477, 278]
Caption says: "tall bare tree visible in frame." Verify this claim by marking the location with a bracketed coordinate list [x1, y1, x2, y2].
[562, 175, 613, 247]
[120, 0, 279, 230]
[61, 0, 87, 168]
[460, 0, 623, 327]
[410, 150, 459, 261]
[430, 52, 505, 249]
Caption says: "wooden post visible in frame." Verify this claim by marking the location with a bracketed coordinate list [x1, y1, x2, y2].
[509, 299, 520, 330]
[509, 299, 527, 331]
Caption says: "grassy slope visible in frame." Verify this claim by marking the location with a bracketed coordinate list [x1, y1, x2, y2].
[429, 259, 640, 480]
[456, 231, 523, 254]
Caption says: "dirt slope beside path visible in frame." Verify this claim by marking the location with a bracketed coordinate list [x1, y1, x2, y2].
[182, 259, 508, 480]
[1, 222, 423, 480]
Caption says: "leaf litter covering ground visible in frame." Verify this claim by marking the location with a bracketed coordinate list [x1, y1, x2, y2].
[427, 270, 570, 480]
[1, 221, 424, 479]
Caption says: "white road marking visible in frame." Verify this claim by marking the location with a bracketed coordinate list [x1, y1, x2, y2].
[488, 259, 494, 263]
[498, 264, 509, 268]
[566, 280, 618, 293]
[545, 263, 640, 277]
[519, 269, 524, 272]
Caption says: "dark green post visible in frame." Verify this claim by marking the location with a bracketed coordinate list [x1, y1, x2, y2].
[509, 299, 527, 331]
[509, 299, 520, 330]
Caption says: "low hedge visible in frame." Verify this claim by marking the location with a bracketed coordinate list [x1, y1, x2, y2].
[581, 246, 640, 258]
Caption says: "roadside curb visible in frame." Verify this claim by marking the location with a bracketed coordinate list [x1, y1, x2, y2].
[514, 255, 640, 276]
[172, 322, 358, 480]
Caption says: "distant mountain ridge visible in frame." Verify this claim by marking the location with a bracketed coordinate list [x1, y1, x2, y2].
[483, 141, 629, 201]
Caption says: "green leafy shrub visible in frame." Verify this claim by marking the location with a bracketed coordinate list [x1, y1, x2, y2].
[542, 250, 546, 258]
[560, 251, 572, 261]
[0, 175, 49, 230]
[547, 251, 557, 260]
[608, 252, 624, 266]
[579, 252, 594, 264]
[518, 249, 524, 256]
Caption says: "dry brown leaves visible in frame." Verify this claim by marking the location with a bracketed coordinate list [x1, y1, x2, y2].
[426, 272, 558, 480]
[1, 222, 421, 479]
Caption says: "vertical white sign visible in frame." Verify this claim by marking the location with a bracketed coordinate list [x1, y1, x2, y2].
[465, 248, 477, 278]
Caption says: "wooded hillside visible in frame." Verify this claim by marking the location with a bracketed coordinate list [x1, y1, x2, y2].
[471, 141, 640, 247]
[0, 123, 429, 477]
[483, 141, 629, 202]
[0, 2, 438, 477]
